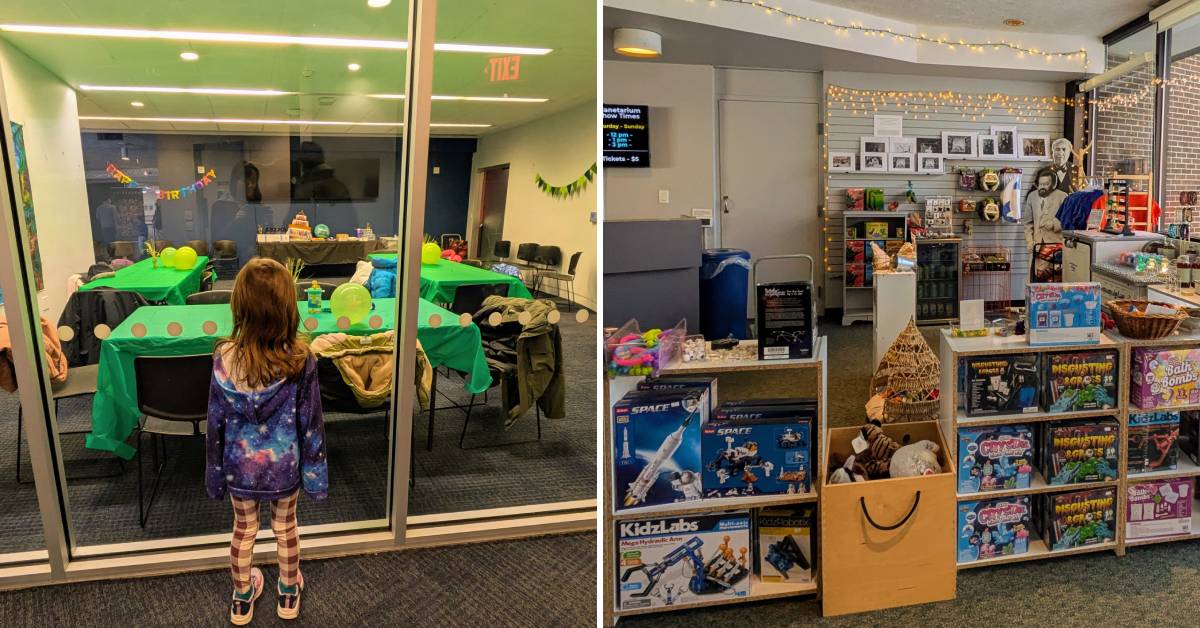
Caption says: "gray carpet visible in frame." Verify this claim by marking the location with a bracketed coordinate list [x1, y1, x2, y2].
[0, 532, 595, 627]
[0, 289, 595, 552]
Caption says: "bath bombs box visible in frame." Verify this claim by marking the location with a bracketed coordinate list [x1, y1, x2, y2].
[1131, 347, 1200, 411]
[957, 496, 1032, 563]
[957, 425, 1035, 494]
[1025, 282, 1102, 346]
[1126, 479, 1192, 540]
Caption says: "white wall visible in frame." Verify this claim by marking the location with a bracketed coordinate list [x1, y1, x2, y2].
[0, 38, 93, 322]
[467, 101, 598, 310]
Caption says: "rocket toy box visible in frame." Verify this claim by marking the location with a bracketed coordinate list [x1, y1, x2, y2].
[1042, 350, 1118, 412]
[1126, 479, 1193, 540]
[613, 388, 709, 511]
[1131, 347, 1200, 411]
[1041, 487, 1117, 551]
[1128, 412, 1180, 474]
[1025, 283, 1102, 346]
[957, 496, 1032, 563]
[1040, 420, 1119, 486]
[701, 416, 811, 497]
[755, 505, 814, 584]
[616, 512, 751, 611]
[957, 425, 1035, 494]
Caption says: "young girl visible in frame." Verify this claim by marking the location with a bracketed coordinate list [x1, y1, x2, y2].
[206, 258, 328, 624]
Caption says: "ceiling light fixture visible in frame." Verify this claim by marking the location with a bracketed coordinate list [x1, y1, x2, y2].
[367, 0, 392, 7]
[79, 115, 491, 128]
[1004, 18, 1025, 27]
[81, 84, 292, 96]
[130, 101, 144, 107]
[347, 62, 362, 72]
[371, 93, 548, 102]
[179, 51, 199, 61]
[613, 28, 662, 58]
[0, 24, 553, 55]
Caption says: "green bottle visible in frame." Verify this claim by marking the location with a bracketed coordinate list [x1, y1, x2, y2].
[306, 280, 323, 314]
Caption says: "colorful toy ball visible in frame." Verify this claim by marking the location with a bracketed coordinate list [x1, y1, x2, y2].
[173, 246, 198, 271]
[313, 223, 330, 239]
[330, 282, 372, 325]
[159, 246, 177, 267]
[421, 242, 442, 265]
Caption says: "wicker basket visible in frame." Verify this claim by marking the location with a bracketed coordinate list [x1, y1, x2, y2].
[871, 319, 941, 423]
[1108, 299, 1188, 339]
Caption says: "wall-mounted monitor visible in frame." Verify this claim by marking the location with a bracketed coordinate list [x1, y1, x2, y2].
[603, 104, 650, 168]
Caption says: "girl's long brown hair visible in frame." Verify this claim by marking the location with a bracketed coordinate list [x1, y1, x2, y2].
[219, 258, 308, 388]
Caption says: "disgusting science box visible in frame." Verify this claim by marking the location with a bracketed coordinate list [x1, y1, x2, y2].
[960, 354, 1040, 417]
[1128, 411, 1181, 474]
[1042, 350, 1118, 412]
[612, 389, 708, 511]
[755, 505, 815, 583]
[957, 496, 1033, 563]
[1126, 479, 1193, 540]
[1041, 487, 1117, 551]
[1040, 420, 1119, 485]
[1025, 282, 1102, 346]
[957, 425, 1035, 494]
[1131, 347, 1200, 411]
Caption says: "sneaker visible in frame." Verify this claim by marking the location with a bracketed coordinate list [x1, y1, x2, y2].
[277, 572, 305, 620]
[230, 567, 264, 626]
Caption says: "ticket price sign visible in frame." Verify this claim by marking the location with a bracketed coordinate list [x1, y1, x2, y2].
[603, 104, 650, 167]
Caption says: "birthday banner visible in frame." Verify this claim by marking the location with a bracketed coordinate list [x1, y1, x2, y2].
[105, 163, 216, 200]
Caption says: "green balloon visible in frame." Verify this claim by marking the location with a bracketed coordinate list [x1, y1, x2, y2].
[174, 246, 198, 270]
[160, 246, 177, 266]
[330, 282, 372, 325]
[314, 224, 330, 238]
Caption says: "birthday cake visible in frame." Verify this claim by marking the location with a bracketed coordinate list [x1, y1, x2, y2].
[288, 210, 312, 241]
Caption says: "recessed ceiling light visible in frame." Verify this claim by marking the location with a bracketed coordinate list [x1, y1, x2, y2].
[347, 63, 362, 72]
[81, 84, 293, 96]
[0, 24, 553, 55]
[367, 0, 391, 7]
[1004, 18, 1025, 27]
[130, 101, 144, 107]
[78, 115, 491, 128]
[614, 28, 662, 58]
[371, 93, 549, 102]
[180, 51, 199, 61]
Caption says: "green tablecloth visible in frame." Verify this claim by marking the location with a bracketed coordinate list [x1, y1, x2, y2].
[79, 256, 209, 305]
[368, 254, 533, 303]
[87, 297, 490, 459]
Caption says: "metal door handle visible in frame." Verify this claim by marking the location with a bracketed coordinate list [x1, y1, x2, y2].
[722, 195, 730, 214]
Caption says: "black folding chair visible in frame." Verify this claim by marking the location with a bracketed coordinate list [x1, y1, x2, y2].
[447, 283, 510, 316]
[185, 290, 234, 305]
[15, 364, 122, 483]
[537, 251, 582, 312]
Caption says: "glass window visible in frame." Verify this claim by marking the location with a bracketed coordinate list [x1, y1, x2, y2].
[1093, 25, 1157, 181]
[1166, 15, 1200, 232]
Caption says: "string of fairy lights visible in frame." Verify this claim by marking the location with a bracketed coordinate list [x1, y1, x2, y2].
[690, 0, 1090, 69]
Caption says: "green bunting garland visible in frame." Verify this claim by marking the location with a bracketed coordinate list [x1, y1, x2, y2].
[534, 162, 597, 200]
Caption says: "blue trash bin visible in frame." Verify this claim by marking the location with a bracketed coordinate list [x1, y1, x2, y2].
[700, 248, 752, 340]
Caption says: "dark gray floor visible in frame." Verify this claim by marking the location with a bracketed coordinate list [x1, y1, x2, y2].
[0, 290, 595, 553]
[0, 532, 595, 627]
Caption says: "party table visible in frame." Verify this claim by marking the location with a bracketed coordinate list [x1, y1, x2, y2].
[79, 256, 209, 305]
[368, 254, 533, 303]
[258, 240, 385, 266]
[86, 297, 490, 458]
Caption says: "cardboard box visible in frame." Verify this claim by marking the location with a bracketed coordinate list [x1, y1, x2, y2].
[1041, 487, 1117, 551]
[612, 389, 708, 511]
[960, 354, 1040, 417]
[1126, 479, 1193, 539]
[756, 281, 816, 360]
[957, 425, 1035, 494]
[1040, 420, 1119, 486]
[956, 496, 1033, 563]
[1131, 347, 1200, 410]
[1042, 350, 1118, 412]
[1025, 283, 1102, 346]
[702, 417, 811, 497]
[756, 505, 815, 583]
[1128, 411, 1180, 474]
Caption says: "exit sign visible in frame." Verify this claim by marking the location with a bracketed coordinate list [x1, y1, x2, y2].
[487, 56, 521, 82]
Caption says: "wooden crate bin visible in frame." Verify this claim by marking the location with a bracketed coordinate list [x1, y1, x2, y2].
[820, 421, 956, 616]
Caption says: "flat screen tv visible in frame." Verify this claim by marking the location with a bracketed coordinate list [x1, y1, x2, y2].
[603, 104, 650, 168]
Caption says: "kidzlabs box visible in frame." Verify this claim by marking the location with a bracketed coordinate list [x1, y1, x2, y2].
[1040, 419, 1119, 485]
[1025, 282, 1102, 346]
[1041, 487, 1117, 551]
[1042, 350, 1118, 412]
[1126, 479, 1193, 540]
[702, 416, 811, 497]
[957, 496, 1032, 563]
[1131, 347, 1200, 410]
[756, 282, 816, 360]
[613, 389, 708, 511]
[960, 354, 1040, 416]
[1128, 411, 1180, 474]
[615, 512, 751, 611]
[756, 505, 814, 583]
[957, 425, 1035, 494]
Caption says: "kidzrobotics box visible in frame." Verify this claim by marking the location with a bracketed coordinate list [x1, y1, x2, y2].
[755, 505, 814, 584]
[1040, 420, 1119, 485]
[1126, 479, 1192, 540]
[957, 496, 1032, 563]
[702, 415, 811, 497]
[1042, 350, 1118, 412]
[615, 512, 751, 611]
[957, 425, 1034, 494]
[1041, 487, 1117, 551]
[1025, 283, 1102, 346]
[1131, 347, 1200, 410]
[613, 388, 708, 511]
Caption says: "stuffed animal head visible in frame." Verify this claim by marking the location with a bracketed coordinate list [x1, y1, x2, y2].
[829, 453, 867, 484]
[889, 440, 941, 477]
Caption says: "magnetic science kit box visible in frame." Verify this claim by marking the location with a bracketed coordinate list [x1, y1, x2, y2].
[1128, 411, 1180, 474]
[1025, 282, 1102, 346]
[755, 505, 815, 584]
[957, 425, 1035, 494]
[756, 281, 816, 360]
[956, 496, 1033, 563]
[1040, 419, 1119, 486]
[701, 414, 811, 497]
[1042, 350, 1118, 412]
[960, 354, 1040, 417]
[1130, 347, 1200, 411]
[615, 512, 751, 611]
[1126, 479, 1193, 540]
[612, 388, 709, 511]
[1041, 487, 1117, 551]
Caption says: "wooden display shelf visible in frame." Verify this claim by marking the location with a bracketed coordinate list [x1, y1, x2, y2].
[1128, 458, 1200, 481]
[957, 538, 1118, 570]
[612, 576, 818, 619]
[957, 471, 1117, 501]
[956, 407, 1119, 427]
[1104, 329, 1200, 348]
[1129, 401, 1200, 414]
[661, 337, 826, 376]
[939, 328, 1120, 357]
[1125, 502, 1200, 548]
[613, 491, 818, 521]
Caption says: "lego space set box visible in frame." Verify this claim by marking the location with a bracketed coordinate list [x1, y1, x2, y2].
[957, 496, 1033, 563]
[702, 414, 812, 498]
[1024, 282, 1102, 346]
[1126, 478, 1192, 540]
[957, 425, 1034, 494]
[1130, 347, 1200, 410]
[959, 354, 1040, 417]
[1040, 487, 1117, 550]
[615, 512, 751, 611]
[755, 505, 814, 584]
[612, 387, 710, 511]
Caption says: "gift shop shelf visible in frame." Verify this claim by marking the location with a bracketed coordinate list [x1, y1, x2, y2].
[957, 536, 1118, 570]
[1124, 500, 1200, 548]
[940, 329, 1121, 357]
[612, 491, 818, 521]
[842, 212, 909, 325]
[956, 407, 1120, 427]
[1129, 402, 1200, 414]
[956, 471, 1118, 501]
[659, 338, 826, 376]
[610, 576, 819, 619]
[1128, 457, 1200, 481]
[1104, 329, 1200, 348]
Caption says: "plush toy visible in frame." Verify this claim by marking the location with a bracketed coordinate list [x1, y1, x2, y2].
[890, 440, 941, 477]
[828, 453, 867, 484]
[857, 420, 902, 479]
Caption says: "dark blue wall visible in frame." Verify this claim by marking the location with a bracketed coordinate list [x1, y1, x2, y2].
[424, 138, 478, 240]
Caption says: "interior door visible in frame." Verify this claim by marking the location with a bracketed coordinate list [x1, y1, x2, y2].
[718, 99, 820, 320]
[478, 165, 508, 258]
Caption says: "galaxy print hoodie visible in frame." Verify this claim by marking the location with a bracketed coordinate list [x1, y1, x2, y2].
[206, 352, 329, 501]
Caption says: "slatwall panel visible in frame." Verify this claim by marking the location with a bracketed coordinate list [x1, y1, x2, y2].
[825, 95, 1064, 309]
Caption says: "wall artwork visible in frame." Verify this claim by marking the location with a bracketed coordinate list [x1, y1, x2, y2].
[829, 151, 856, 173]
[978, 135, 998, 158]
[990, 125, 1017, 158]
[9, 122, 43, 291]
[861, 153, 887, 172]
[861, 136, 889, 155]
[1018, 133, 1050, 161]
[915, 136, 943, 156]
[917, 155, 944, 174]
[943, 131, 978, 159]
[888, 153, 915, 173]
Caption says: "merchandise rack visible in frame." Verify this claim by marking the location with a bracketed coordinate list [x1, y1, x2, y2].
[842, 212, 908, 325]
[602, 338, 827, 625]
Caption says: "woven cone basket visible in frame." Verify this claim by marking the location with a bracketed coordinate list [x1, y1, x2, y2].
[871, 318, 941, 422]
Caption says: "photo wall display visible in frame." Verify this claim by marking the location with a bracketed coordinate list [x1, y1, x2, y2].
[831, 115, 1050, 175]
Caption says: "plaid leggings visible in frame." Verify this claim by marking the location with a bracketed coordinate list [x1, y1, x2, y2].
[230, 491, 300, 593]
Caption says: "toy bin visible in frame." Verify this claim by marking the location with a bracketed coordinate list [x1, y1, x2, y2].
[820, 421, 955, 616]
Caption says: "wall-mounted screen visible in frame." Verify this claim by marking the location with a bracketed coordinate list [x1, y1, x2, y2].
[603, 104, 650, 167]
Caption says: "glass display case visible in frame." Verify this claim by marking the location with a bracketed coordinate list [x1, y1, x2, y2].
[915, 238, 961, 324]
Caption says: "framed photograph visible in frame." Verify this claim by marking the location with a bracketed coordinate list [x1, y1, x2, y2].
[861, 136, 889, 155]
[917, 154, 944, 174]
[1018, 133, 1050, 160]
[888, 153, 915, 173]
[942, 131, 977, 159]
[873, 114, 903, 137]
[990, 125, 1017, 157]
[860, 153, 887, 172]
[915, 136, 943, 156]
[828, 150, 856, 173]
[978, 134, 998, 158]
[888, 136, 916, 155]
